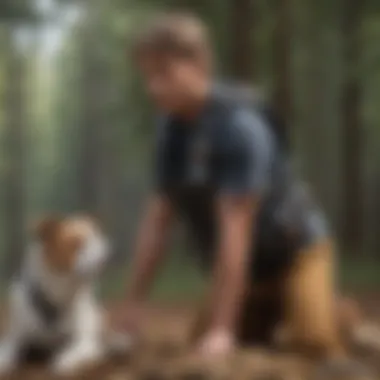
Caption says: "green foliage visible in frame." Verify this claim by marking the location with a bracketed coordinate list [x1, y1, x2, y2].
[0, 0, 379, 286]
[0, 0, 40, 23]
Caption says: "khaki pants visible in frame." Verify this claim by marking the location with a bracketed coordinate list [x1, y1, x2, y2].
[191, 239, 345, 359]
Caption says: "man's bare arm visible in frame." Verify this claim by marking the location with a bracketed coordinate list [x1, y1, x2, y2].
[208, 195, 257, 333]
[205, 109, 273, 336]
[127, 194, 174, 303]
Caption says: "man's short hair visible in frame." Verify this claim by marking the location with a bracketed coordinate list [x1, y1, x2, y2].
[133, 12, 211, 61]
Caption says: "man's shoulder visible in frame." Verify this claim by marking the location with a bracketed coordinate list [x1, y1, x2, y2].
[211, 101, 275, 158]
[213, 97, 270, 140]
[211, 81, 266, 111]
[209, 82, 268, 130]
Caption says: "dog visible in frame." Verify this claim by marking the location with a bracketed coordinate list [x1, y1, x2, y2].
[0, 215, 132, 376]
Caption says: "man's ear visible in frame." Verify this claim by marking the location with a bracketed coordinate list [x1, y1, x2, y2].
[32, 215, 63, 243]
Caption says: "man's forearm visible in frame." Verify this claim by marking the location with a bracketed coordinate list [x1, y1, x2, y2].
[209, 229, 251, 332]
[208, 196, 256, 334]
[127, 197, 173, 302]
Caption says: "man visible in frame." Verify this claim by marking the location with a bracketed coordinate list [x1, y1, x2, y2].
[123, 12, 345, 362]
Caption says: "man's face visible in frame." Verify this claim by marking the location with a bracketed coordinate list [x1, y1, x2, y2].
[138, 54, 207, 114]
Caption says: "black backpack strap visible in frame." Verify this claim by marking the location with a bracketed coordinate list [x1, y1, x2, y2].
[28, 283, 62, 327]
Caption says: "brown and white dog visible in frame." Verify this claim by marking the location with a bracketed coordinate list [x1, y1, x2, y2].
[0, 215, 131, 376]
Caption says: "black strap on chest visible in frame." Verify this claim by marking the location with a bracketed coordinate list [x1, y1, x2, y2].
[29, 284, 62, 326]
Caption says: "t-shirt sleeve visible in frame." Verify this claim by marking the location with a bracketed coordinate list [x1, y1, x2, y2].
[217, 108, 274, 196]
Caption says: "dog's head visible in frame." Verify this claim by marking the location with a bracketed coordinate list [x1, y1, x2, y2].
[32, 214, 110, 277]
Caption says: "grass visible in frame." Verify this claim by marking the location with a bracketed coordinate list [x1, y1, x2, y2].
[99, 251, 206, 301]
[339, 257, 380, 291]
[100, 253, 380, 302]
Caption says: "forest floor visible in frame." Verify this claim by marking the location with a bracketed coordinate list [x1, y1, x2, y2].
[6, 294, 380, 380]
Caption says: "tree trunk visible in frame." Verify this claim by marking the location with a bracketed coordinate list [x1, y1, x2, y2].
[341, 0, 364, 254]
[77, 15, 105, 217]
[273, 0, 293, 126]
[78, 63, 101, 213]
[77, 6, 121, 249]
[3, 30, 26, 273]
[230, 0, 255, 81]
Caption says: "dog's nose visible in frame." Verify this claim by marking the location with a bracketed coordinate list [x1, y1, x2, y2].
[75, 237, 109, 278]
[75, 256, 103, 279]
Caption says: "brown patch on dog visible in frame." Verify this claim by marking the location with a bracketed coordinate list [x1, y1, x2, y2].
[33, 214, 100, 274]
[33, 214, 63, 242]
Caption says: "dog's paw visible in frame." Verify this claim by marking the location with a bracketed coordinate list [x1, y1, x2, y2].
[52, 352, 80, 376]
[52, 343, 104, 376]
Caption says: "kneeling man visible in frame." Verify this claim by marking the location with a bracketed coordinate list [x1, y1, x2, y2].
[123, 12, 346, 364]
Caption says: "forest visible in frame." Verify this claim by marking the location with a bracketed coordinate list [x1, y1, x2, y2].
[0, 0, 380, 293]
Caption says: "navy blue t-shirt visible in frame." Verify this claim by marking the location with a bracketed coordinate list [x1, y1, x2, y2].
[154, 83, 327, 281]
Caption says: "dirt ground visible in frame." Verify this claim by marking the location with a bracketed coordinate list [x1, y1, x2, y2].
[5, 295, 380, 380]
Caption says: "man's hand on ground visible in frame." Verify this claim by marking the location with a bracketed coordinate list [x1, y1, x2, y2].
[196, 328, 235, 358]
[113, 301, 145, 338]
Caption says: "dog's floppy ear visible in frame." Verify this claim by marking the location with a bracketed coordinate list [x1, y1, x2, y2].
[32, 215, 63, 243]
